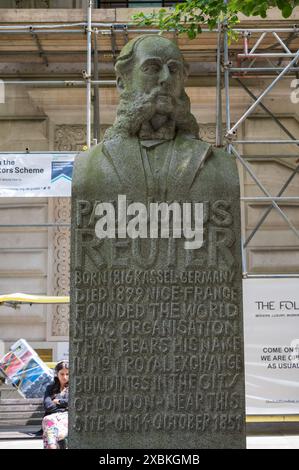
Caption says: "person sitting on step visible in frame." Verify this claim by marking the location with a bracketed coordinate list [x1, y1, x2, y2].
[42, 360, 68, 449]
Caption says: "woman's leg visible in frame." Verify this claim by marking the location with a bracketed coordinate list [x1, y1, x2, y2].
[42, 415, 59, 449]
[56, 412, 68, 443]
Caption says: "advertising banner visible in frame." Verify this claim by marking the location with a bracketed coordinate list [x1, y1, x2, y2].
[0, 338, 54, 398]
[0, 153, 75, 197]
[243, 278, 299, 414]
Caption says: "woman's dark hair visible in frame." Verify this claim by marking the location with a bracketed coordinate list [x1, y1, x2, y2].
[50, 360, 69, 395]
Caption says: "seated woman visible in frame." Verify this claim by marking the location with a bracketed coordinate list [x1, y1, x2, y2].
[42, 360, 69, 449]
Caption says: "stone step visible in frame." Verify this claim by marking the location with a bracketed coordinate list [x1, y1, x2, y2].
[0, 430, 42, 440]
[0, 399, 43, 405]
[0, 386, 20, 400]
[0, 418, 42, 427]
[0, 411, 43, 420]
[0, 404, 43, 412]
[0, 398, 44, 428]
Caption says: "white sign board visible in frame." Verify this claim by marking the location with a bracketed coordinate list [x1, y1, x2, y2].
[56, 342, 69, 362]
[0, 154, 74, 197]
[243, 278, 299, 415]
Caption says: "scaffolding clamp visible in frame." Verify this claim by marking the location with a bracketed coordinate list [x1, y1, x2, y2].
[123, 24, 129, 44]
[225, 131, 237, 142]
[110, 25, 117, 64]
[84, 24, 93, 35]
[242, 30, 252, 37]
[223, 60, 232, 69]
[82, 70, 91, 80]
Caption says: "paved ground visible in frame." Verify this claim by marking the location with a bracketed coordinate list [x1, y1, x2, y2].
[0, 439, 43, 449]
[247, 435, 299, 449]
[0, 435, 299, 449]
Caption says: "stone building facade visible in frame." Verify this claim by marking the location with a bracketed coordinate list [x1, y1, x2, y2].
[0, 6, 298, 360]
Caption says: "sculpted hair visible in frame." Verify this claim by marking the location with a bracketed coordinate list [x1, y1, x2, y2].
[104, 35, 199, 141]
[115, 35, 151, 77]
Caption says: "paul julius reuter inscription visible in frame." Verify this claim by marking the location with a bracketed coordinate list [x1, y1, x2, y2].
[70, 35, 246, 449]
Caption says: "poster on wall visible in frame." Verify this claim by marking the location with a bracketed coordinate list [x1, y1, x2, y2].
[243, 278, 299, 415]
[0, 153, 75, 197]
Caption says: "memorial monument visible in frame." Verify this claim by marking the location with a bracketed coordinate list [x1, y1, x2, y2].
[70, 35, 246, 448]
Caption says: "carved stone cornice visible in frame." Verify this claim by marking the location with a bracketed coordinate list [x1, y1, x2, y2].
[55, 125, 87, 152]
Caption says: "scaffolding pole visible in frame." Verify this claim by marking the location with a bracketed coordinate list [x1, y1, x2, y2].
[234, 140, 299, 144]
[226, 51, 299, 138]
[2, 80, 116, 86]
[0, 23, 296, 33]
[223, 24, 299, 277]
[0, 23, 218, 33]
[93, 29, 100, 144]
[231, 145, 299, 239]
[86, 0, 93, 148]
[215, 21, 223, 147]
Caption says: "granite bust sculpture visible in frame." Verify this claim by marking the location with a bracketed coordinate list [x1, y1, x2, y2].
[73, 34, 234, 202]
[70, 35, 246, 449]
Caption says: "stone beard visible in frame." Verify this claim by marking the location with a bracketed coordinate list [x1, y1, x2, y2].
[103, 86, 199, 142]
[70, 34, 246, 449]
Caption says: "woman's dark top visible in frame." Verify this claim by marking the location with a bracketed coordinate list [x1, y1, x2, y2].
[43, 383, 69, 416]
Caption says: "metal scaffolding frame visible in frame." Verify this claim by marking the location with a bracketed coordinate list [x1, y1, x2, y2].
[0, 1, 298, 278]
[220, 25, 299, 278]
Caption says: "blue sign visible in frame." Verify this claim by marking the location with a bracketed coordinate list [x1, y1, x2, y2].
[51, 161, 73, 183]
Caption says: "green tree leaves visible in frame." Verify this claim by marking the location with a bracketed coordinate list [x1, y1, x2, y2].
[132, 0, 297, 37]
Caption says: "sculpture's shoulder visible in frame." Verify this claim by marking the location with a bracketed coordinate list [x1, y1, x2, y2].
[175, 133, 238, 179]
[210, 144, 236, 163]
[206, 144, 240, 197]
[184, 137, 240, 200]
[209, 145, 239, 183]
[73, 141, 104, 180]
[72, 140, 122, 198]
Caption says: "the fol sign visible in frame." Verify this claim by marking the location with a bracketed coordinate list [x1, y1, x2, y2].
[243, 278, 299, 415]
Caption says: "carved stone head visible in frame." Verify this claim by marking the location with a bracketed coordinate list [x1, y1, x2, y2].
[104, 35, 199, 141]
